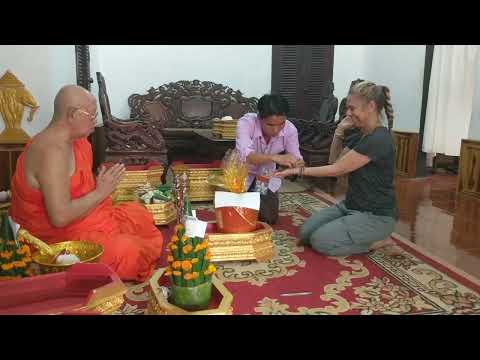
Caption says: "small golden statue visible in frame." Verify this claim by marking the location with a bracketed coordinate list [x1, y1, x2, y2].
[0, 70, 39, 144]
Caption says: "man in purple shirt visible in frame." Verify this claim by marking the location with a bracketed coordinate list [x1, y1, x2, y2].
[236, 94, 304, 224]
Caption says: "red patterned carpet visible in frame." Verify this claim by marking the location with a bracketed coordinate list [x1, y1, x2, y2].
[116, 191, 480, 315]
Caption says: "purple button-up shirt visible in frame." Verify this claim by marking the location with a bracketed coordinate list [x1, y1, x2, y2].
[235, 113, 303, 193]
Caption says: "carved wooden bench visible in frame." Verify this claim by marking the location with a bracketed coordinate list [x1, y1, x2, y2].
[97, 74, 258, 178]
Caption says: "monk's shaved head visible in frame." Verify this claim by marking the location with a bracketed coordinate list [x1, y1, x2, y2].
[53, 85, 95, 119]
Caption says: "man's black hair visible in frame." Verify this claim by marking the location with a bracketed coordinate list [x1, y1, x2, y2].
[257, 93, 290, 119]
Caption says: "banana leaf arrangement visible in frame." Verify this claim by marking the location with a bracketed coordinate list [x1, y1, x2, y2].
[164, 198, 216, 287]
[0, 213, 33, 279]
[136, 183, 173, 204]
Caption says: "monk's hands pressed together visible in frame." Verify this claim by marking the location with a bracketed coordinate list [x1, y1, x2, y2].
[96, 163, 126, 197]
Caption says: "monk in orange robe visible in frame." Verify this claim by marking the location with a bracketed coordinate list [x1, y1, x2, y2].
[9, 85, 163, 282]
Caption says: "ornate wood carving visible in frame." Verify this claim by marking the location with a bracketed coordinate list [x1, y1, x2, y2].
[75, 45, 93, 91]
[96, 72, 168, 166]
[393, 131, 419, 178]
[288, 82, 338, 168]
[457, 139, 480, 198]
[128, 80, 258, 129]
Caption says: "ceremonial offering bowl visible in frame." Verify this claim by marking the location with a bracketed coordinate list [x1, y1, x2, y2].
[19, 230, 103, 274]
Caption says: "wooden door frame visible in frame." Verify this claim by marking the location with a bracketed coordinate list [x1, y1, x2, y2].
[271, 45, 335, 119]
[75, 45, 93, 91]
[416, 45, 435, 177]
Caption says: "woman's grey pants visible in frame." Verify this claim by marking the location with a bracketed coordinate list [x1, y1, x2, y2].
[300, 201, 395, 256]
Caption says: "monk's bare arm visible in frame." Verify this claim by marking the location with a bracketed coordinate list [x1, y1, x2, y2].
[35, 146, 123, 227]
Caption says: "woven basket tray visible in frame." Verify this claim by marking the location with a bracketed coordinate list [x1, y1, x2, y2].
[212, 120, 237, 139]
[206, 221, 273, 262]
[112, 166, 164, 203]
[171, 163, 222, 202]
[141, 201, 176, 225]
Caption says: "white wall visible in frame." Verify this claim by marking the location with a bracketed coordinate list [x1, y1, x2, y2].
[333, 45, 368, 104]
[0, 45, 77, 136]
[468, 62, 480, 141]
[90, 45, 272, 119]
[334, 45, 426, 132]
[1, 45, 428, 137]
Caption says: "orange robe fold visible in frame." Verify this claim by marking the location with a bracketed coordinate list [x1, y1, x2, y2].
[9, 138, 163, 282]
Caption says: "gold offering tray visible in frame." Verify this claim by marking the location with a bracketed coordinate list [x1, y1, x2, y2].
[145, 267, 233, 315]
[17, 229, 104, 275]
[171, 163, 222, 202]
[206, 221, 274, 263]
[212, 119, 238, 140]
[142, 201, 176, 225]
[112, 165, 164, 203]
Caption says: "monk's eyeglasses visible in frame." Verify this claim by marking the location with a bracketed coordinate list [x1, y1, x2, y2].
[75, 108, 98, 121]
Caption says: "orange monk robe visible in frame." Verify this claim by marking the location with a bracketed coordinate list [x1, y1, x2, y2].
[9, 138, 164, 282]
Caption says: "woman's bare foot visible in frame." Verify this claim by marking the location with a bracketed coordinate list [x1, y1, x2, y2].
[294, 238, 304, 246]
[369, 237, 395, 251]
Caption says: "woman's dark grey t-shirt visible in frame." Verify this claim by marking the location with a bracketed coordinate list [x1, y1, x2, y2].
[345, 127, 397, 219]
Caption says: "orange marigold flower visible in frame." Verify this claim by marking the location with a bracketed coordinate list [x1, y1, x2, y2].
[181, 260, 192, 272]
[194, 244, 202, 253]
[192, 271, 199, 279]
[1, 263, 14, 271]
[196, 242, 207, 251]
[205, 253, 211, 261]
[171, 235, 179, 243]
[173, 270, 182, 277]
[172, 261, 182, 270]
[205, 264, 217, 275]
[13, 261, 26, 268]
[181, 235, 189, 243]
[1, 251, 12, 259]
[170, 244, 178, 251]
[184, 273, 194, 281]
[167, 255, 174, 263]
[182, 244, 193, 254]
[191, 258, 199, 264]
[164, 270, 173, 276]
[174, 224, 185, 234]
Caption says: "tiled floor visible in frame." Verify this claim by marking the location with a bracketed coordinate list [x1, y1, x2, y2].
[306, 173, 480, 281]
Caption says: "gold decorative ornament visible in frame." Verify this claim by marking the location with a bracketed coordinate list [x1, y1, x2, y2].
[142, 201, 177, 225]
[0, 70, 39, 144]
[206, 221, 274, 262]
[171, 164, 222, 202]
[112, 165, 164, 203]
